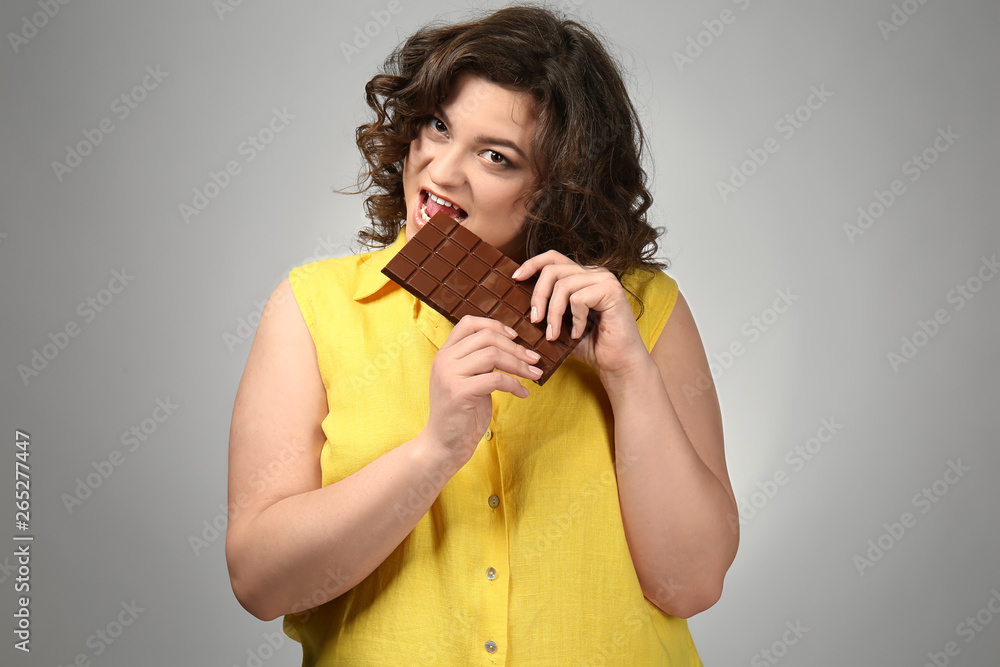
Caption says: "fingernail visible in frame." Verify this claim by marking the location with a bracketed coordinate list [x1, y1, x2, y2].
[526, 349, 541, 362]
[529, 365, 543, 377]
[512, 267, 522, 280]
[505, 326, 518, 338]
[546, 323, 553, 340]
[530, 306, 537, 323]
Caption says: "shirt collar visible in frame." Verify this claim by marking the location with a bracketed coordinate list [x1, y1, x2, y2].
[353, 227, 408, 301]
[352, 225, 453, 349]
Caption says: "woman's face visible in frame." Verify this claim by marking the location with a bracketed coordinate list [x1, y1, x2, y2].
[402, 72, 538, 261]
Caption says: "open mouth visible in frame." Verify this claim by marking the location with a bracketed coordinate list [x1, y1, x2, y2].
[419, 189, 468, 225]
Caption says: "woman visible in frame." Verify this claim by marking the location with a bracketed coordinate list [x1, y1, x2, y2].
[226, 5, 738, 665]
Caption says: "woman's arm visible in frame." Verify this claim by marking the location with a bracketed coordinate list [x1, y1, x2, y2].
[599, 289, 738, 619]
[225, 279, 541, 621]
[225, 279, 453, 621]
[514, 255, 739, 619]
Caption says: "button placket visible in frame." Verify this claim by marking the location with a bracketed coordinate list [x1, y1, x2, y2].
[479, 412, 507, 661]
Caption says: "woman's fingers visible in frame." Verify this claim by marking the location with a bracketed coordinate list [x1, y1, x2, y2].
[520, 262, 580, 324]
[514, 250, 572, 326]
[461, 369, 532, 400]
[425, 315, 538, 460]
[440, 314, 518, 351]
[460, 344, 543, 382]
[524, 266, 610, 341]
[565, 283, 608, 339]
[511, 249, 575, 281]
[511, 251, 648, 376]
[443, 317, 542, 382]
[542, 270, 599, 340]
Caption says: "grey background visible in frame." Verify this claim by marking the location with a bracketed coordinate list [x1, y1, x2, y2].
[1, 0, 997, 665]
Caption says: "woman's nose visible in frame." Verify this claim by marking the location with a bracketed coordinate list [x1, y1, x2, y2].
[426, 142, 466, 188]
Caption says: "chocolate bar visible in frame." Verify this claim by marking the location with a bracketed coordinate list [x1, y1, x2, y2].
[382, 212, 593, 385]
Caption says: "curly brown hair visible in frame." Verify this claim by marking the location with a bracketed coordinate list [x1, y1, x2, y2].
[352, 4, 668, 278]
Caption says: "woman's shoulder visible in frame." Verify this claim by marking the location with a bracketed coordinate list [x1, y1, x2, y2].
[619, 265, 680, 349]
[289, 247, 371, 281]
[288, 242, 396, 296]
[620, 265, 678, 312]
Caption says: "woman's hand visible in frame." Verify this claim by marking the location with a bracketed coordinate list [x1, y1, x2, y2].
[421, 316, 543, 466]
[512, 250, 647, 380]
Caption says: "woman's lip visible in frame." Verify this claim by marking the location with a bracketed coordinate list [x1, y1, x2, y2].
[411, 193, 434, 231]
[412, 195, 426, 231]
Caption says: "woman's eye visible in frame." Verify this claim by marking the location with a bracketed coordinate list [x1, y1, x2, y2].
[485, 150, 509, 165]
[431, 118, 448, 135]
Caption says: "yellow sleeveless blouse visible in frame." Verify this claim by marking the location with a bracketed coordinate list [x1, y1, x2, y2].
[284, 229, 703, 666]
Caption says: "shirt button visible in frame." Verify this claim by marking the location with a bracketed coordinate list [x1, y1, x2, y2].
[486, 567, 497, 580]
[488, 494, 499, 508]
[483, 427, 493, 441]
[485, 640, 497, 654]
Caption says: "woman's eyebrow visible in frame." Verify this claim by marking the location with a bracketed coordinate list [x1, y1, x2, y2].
[438, 108, 528, 161]
[473, 133, 528, 161]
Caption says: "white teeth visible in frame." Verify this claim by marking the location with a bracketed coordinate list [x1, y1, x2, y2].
[421, 190, 467, 222]
[427, 192, 457, 209]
